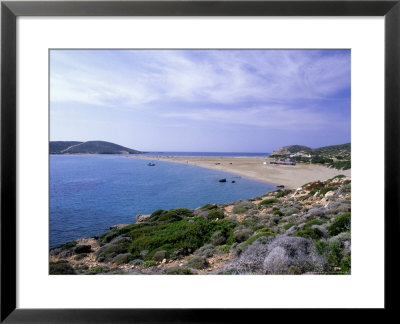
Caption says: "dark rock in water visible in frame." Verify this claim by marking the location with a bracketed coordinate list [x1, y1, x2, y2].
[219, 178, 227, 183]
[232, 180, 236, 183]
[277, 185, 285, 188]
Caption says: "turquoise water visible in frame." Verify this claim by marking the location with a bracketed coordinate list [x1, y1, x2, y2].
[50, 154, 276, 248]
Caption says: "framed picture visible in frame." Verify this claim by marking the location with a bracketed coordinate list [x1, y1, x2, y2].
[1, 0, 398, 321]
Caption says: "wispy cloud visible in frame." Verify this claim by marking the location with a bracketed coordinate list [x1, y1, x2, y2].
[50, 49, 350, 107]
[161, 104, 347, 131]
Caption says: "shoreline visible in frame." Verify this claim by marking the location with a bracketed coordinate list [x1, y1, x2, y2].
[128, 155, 351, 189]
[50, 175, 352, 275]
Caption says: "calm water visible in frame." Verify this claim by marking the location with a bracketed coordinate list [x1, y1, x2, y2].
[140, 152, 269, 157]
[50, 154, 275, 248]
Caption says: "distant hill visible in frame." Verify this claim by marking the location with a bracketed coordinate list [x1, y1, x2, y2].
[270, 143, 351, 170]
[50, 141, 142, 154]
[312, 143, 351, 156]
[270, 145, 312, 156]
[49, 141, 83, 154]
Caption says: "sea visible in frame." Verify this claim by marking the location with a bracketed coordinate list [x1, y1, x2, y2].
[50, 153, 275, 248]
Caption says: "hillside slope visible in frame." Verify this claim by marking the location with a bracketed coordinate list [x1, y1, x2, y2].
[50, 141, 83, 154]
[270, 143, 351, 170]
[50, 141, 142, 154]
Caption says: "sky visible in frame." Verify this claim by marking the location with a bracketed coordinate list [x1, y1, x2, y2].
[50, 49, 351, 152]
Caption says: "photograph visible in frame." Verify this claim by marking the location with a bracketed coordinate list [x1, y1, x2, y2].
[49, 49, 351, 275]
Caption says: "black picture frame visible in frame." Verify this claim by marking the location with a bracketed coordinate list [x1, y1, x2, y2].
[1, 0, 399, 322]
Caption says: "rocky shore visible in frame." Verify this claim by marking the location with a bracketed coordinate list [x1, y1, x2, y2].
[50, 175, 351, 275]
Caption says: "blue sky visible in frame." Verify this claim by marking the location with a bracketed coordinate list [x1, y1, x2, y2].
[50, 49, 350, 152]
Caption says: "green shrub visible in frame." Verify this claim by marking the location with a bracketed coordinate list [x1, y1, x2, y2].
[318, 186, 338, 197]
[325, 175, 345, 184]
[195, 244, 217, 258]
[283, 208, 300, 216]
[97, 217, 237, 262]
[61, 241, 77, 250]
[153, 250, 167, 262]
[112, 253, 132, 265]
[49, 260, 75, 275]
[98, 231, 119, 245]
[211, 231, 226, 246]
[309, 187, 323, 195]
[315, 240, 329, 255]
[329, 160, 351, 170]
[273, 210, 283, 216]
[315, 240, 350, 273]
[200, 204, 218, 210]
[207, 209, 224, 220]
[165, 266, 193, 275]
[342, 183, 351, 193]
[74, 245, 92, 254]
[339, 255, 351, 273]
[187, 256, 208, 269]
[96, 242, 129, 262]
[275, 190, 291, 198]
[295, 227, 324, 240]
[328, 212, 351, 236]
[90, 266, 109, 273]
[236, 230, 275, 255]
[130, 259, 143, 266]
[258, 198, 278, 206]
[326, 241, 342, 267]
[232, 201, 255, 214]
[233, 227, 253, 242]
[143, 260, 156, 268]
[304, 218, 323, 227]
[283, 222, 295, 230]
[158, 208, 193, 222]
[297, 194, 312, 201]
[149, 209, 167, 221]
[217, 244, 231, 253]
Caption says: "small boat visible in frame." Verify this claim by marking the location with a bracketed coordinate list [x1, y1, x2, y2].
[148, 162, 156, 166]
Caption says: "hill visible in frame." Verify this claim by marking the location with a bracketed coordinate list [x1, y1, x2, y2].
[270, 143, 351, 170]
[270, 145, 312, 156]
[50, 141, 142, 154]
[312, 143, 351, 156]
[49, 141, 83, 154]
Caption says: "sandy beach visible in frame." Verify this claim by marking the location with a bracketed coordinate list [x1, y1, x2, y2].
[128, 155, 351, 189]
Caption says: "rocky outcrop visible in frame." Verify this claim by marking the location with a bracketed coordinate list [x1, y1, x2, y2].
[136, 214, 151, 223]
[109, 224, 130, 230]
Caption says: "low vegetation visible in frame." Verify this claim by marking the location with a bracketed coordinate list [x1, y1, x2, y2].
[50, 177, 351, 275]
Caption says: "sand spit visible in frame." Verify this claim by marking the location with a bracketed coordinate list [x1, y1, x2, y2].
[128, 156, 351, 189]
